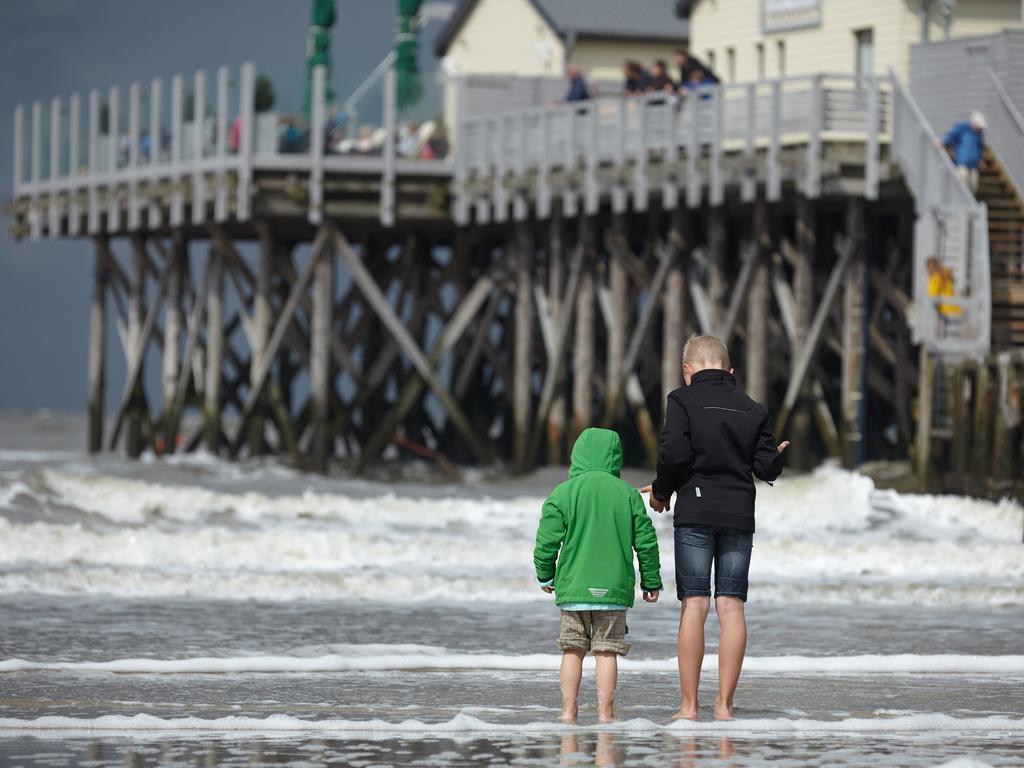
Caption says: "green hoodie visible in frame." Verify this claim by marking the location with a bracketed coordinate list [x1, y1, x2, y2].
[533, 428, 663, 607]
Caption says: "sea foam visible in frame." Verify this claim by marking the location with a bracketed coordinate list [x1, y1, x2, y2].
[3, 651, 1023, 675]
[0, 712, 1020, 737]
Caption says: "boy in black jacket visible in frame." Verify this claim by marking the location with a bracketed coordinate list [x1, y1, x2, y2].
[642, 335, 788, 721]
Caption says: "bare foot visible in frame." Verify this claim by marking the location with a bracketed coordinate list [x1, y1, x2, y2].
[560, 705, 579, 724]
[672, 706, 699, 721]
[713, 695, 733, 720]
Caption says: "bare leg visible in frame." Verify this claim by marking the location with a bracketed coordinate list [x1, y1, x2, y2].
[714, 596, 747, 720]
[674, 596, 710, 720]
[594, 651, 618, 723]
[560, 650, 585, 723]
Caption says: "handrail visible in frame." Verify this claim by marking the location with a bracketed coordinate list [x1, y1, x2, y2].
[889, 69, 990, 357]
[983, 67, 1024, 203]
[889, 68, 979, 212]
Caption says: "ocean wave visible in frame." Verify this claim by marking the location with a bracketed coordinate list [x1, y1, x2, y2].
[0, 712, 1020, 737]
[1, 565, 1021, 606]
[1, 465, 1021, 604]
[4, 650, 1023, 675]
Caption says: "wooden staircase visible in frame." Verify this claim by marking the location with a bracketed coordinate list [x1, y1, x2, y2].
[978, 149, 1024, 348]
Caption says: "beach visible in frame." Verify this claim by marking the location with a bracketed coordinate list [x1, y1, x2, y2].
[1, 412, 1022, 766]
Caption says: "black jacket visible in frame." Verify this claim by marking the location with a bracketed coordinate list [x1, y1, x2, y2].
[652, 369, 784, 532]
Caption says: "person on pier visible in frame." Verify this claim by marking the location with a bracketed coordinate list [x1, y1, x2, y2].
[642, 335, 789, 721]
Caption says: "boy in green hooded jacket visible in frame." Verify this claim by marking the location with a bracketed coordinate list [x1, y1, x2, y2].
[534, 428, 663, 723]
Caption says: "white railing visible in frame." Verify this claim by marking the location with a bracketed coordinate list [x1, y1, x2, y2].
[13, 63, 258, 239]
[983, 67, 1024, 204]
[456, 73, 890, 223]
[9, 62, 444, 237]
[891, 71, 990, 357]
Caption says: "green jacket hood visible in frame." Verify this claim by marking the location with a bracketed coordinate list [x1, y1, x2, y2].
[569, 428, 623, 478]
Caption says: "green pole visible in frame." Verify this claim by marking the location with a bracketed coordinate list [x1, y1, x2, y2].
[304, 0, 336, 118]
[395, 0, 423, 111]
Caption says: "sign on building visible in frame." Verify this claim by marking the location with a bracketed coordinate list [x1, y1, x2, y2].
[762, 0, 821, 33]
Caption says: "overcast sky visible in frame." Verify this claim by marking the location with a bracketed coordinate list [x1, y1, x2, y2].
[0, 0, 448, 413]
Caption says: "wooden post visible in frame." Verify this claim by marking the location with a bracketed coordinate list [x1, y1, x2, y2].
[147, 78, 162, 228]
[547, 207, 567, 464]
[310, 242, 335, 472]
[707, 206, 727, 333]
[572, 220, 595, 447]
[791, 197, 816, 467]
[88, 240, 108, 453]
[191, 70, 206, 225]
[746, 201, 770, 405]
[126, 238, 146, 457]
[514, 224, 534, 469]
[662, 210, 690, 412]
[662, 218, 687, 415]
[840, 199, 867, 468]
[949, 363, 970, 490]
[605, 216, 629, 423]
[992, 356, 1012, 484]
[204, 244, 224, 453]
[249, 224, 274, 455]
[915, 345, 935, 490]
[161, 231, 185, 451]
[970, 362, 992, 485]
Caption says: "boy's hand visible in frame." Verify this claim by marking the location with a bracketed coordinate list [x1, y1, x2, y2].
[643, 590, 660, 603]
[777, 440, 791, 453]
[541, 585, 554, 594]
[640, 485, 667, 513]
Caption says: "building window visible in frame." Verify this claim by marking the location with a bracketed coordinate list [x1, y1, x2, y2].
[756, 43, 765, 81]
[776, 40, 786, 77]
[726, 47, 736, 83]
[855, 28, 875, 78]
[706, 49, 716, 74]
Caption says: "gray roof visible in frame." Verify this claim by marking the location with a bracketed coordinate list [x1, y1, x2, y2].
[434, 0, 689, 56]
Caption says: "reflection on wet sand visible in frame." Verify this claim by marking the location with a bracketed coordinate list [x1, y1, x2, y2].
[677, 735, 736, 768]
[561, 732, 626, 767]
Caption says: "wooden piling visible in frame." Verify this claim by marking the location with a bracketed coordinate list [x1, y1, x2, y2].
[572, 220, 595, 446]
[161, 232, 185, 451]
[746, 201, 770, 404]
[840, 199, 866, 468]
[309, 241, 335, 472]
[547, 207, 567, 464]
[87, 240, 108, 453]
[790, 197, 816, 466]
[127, 238, 146, 458]
[605, 217, 629, 423]
[662, 260, 685, 412]
[203, 244, 224, 453]
[249, 224, 273, 456]
[707, 206, 727, 333]
[915, 345, 935, 488]
[513, 225, 534, 469]
[970, 362, 991, 482]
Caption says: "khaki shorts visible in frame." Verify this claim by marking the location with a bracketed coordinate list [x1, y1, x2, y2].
[558, 610, 630, 656]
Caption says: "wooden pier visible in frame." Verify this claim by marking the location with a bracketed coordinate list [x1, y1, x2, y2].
[7, 61, 1019, 496]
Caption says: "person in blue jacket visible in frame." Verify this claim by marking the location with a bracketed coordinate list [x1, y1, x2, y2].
[565, 64, 591, 102]
[940, 111, 987, 193]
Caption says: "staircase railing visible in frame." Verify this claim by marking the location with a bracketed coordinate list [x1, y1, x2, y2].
[890, 70, 991, 358]
[983, 67, 1024, 204]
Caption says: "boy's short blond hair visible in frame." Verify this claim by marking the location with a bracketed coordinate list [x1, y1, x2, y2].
[682, 334, 730, 369]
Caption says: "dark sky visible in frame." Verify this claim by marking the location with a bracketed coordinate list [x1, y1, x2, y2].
[0, 0, 449, 413]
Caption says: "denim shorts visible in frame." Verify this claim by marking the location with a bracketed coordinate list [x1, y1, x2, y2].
[674, 524, 753, 602]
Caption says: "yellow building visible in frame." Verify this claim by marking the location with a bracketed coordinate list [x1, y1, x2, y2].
[687, 0, 1022, 84]
[433, 0, 690, 83]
